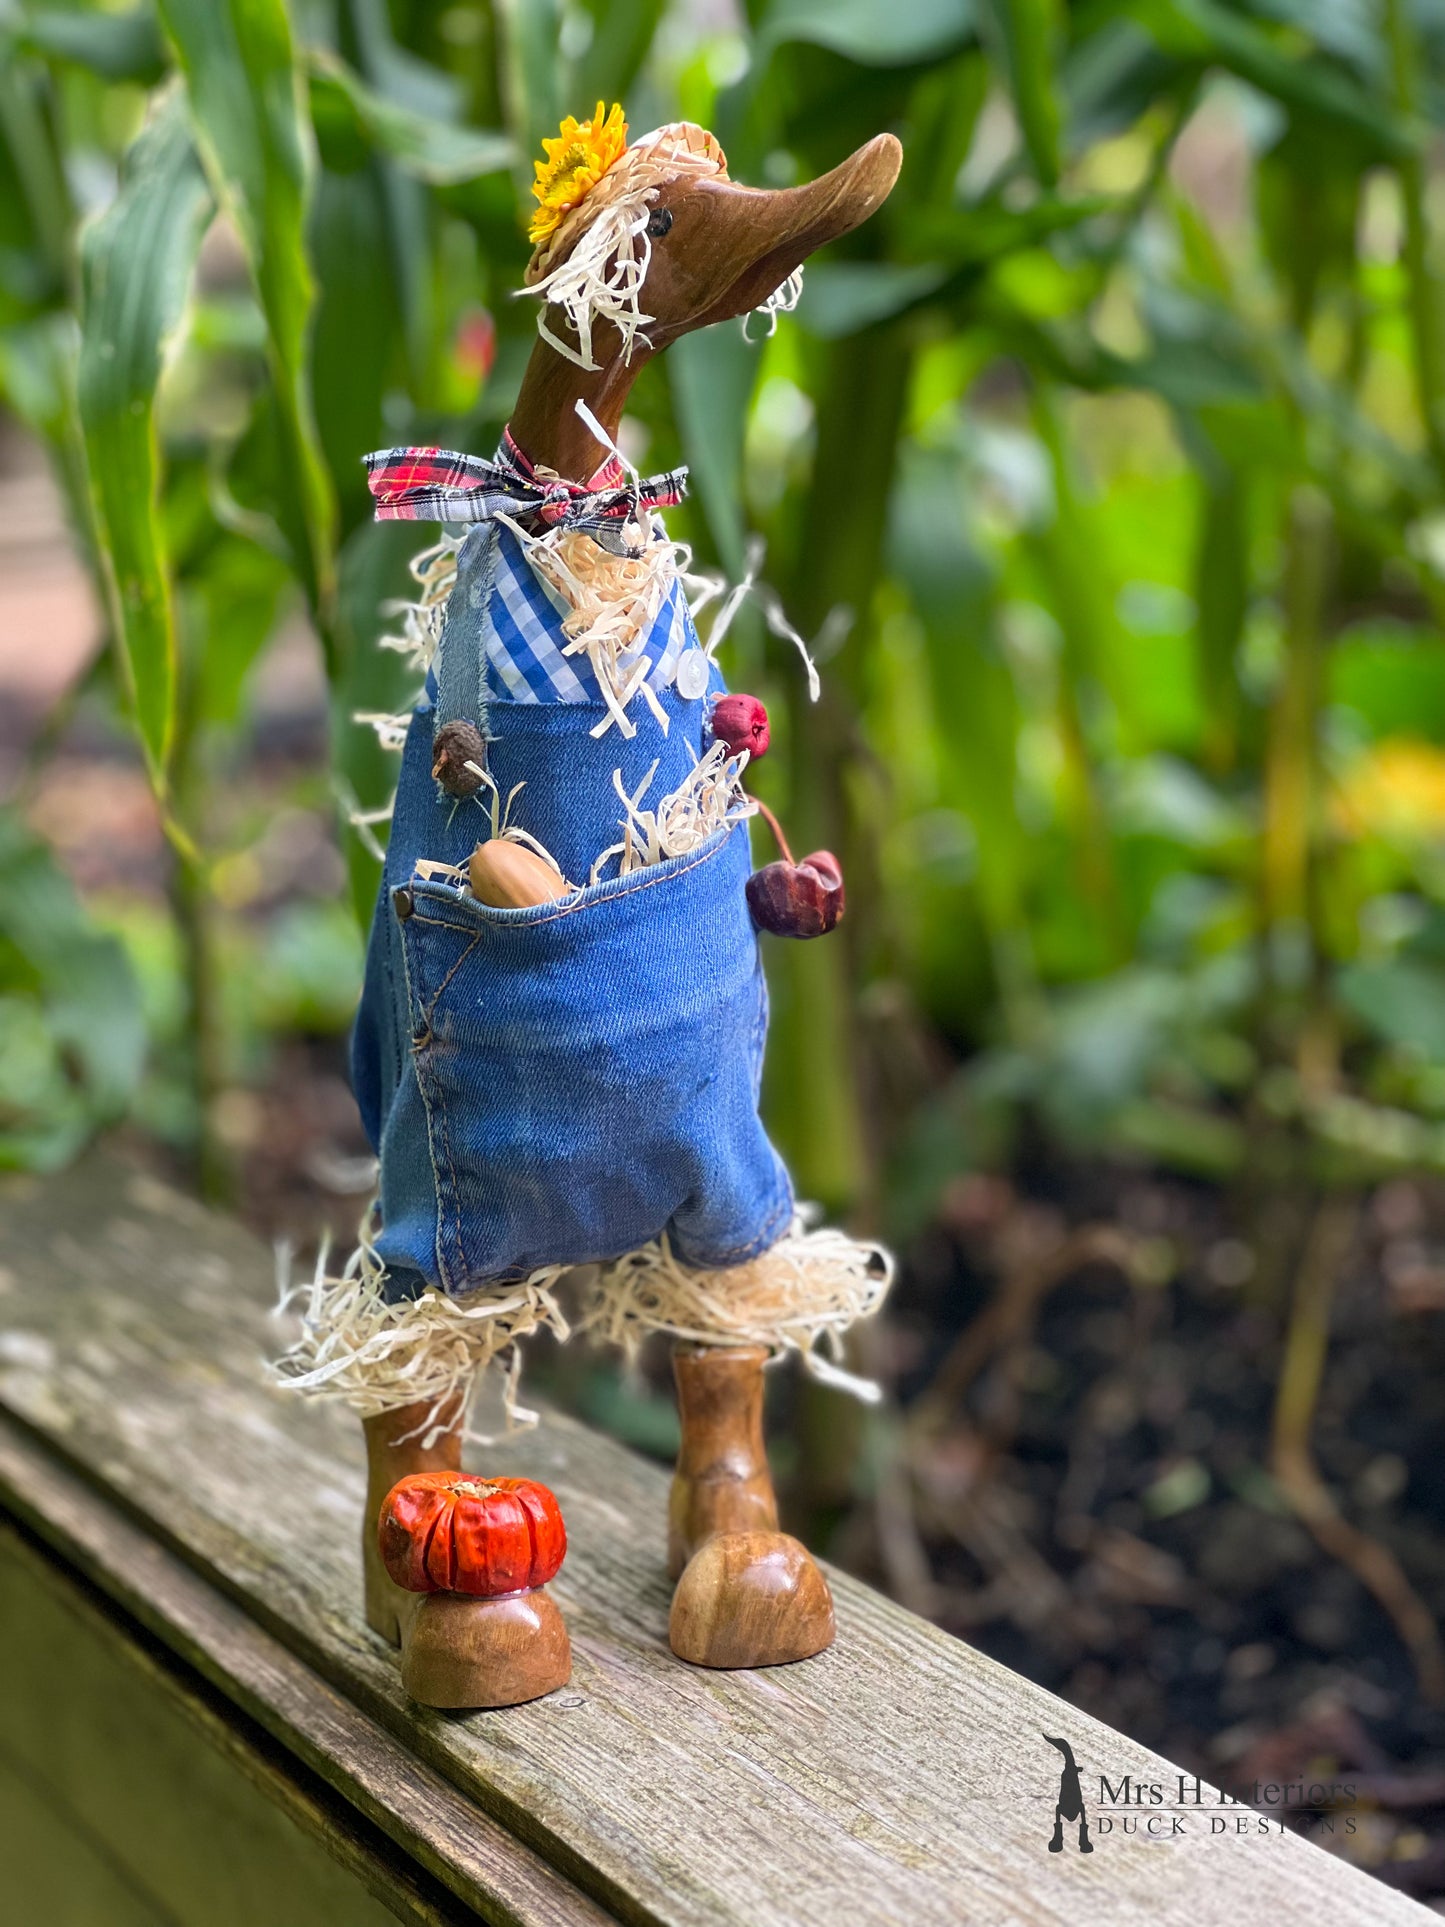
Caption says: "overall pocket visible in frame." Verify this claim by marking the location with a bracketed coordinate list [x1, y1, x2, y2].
[396, 825, 792, 1290]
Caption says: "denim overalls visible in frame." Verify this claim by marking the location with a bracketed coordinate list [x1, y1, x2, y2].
[351, 524, 794, 1303]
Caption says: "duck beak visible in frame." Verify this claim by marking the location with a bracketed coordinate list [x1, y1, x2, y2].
[664, 133, 902, 336]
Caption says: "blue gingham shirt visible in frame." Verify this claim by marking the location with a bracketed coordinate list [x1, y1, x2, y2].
[480, 523, 690, 707]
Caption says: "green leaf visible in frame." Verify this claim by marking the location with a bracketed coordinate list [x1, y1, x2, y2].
[758, 0, 977, 66]
[667, 326, 760, 576]
[494, 0, 563, 199]
[1109, 1097, 1245, 1178]
[1338, 958, 1445, 1061]
[1143, 1457, 1210, 1517]
[903, 192, 1115, 271]
[0, 809, 146, 1170]
[0, 310, 73, 439]
[1062, 19, 1181, 150]
[306, 50, 513, 185]
[572, 0, 667, 106]
[889, 446, 1026, 946]
[0, 312, 95, 579]
[1246, 0, 1382, 77]
[308, 165, 398, 527]
[0, 45, 73, 306]
[15, 6, 168, 84]
[157, 0, 337, 645]
[1193, 466, 1247, 769]
[1101, 336, 1266, 411]
[1330, 625, 1445, 741]
[1124, 0, 1415, 159]
[333, 519, 425, 922]
[797, 262, 948, 337]
[187, 535, 291, 727]
[77, 92, 213, 785]
[977, 0, 1063, 186]
[252, 900, 363, 1035]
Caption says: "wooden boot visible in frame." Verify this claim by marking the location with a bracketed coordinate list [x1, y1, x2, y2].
[363, 1403, 571, 1708]
[362, 1399, 463, 1645]
[667, 1344, 836, 1669]
[667, 1344, 780, 1578]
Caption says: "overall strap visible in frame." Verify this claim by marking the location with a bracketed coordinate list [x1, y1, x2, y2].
[433, 523, 500, 735]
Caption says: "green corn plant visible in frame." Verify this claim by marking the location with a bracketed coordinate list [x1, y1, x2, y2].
[0, 0, 517, 1184]
[1, 0, 1444, 1242]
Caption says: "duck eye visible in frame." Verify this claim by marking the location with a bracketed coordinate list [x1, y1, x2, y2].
[645, 206, 673, 239]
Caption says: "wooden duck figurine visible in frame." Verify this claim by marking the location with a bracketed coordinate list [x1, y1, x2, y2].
[314, 110, 900, 1706]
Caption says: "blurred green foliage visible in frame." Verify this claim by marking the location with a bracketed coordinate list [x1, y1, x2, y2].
[4, 0, 1445, 1231]
[0, 812, 144, 1168]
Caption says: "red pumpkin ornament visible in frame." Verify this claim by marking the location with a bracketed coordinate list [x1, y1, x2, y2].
[379, 1472, 567, 1597]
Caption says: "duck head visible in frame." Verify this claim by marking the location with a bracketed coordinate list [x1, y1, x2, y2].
[509, 118, 902, 481]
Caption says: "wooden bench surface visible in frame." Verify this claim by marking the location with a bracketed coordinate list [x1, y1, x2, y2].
[0, 1152, 1430, 1927]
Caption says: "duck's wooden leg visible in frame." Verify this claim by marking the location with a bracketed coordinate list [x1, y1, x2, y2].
[667, 1343, 836, 1669]
[361, 1398, 463, 1644]
[667, 1344, 780, 1577]
[362, 1396, 571, 1708]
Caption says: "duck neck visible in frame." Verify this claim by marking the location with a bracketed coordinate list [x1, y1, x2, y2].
[506, 334, 650, 483]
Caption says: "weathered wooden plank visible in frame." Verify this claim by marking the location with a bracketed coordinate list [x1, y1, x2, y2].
[0, 1522, 444, 1927]
[0, 1153, 1432, 1927]
[0, 1420, 618, 1927]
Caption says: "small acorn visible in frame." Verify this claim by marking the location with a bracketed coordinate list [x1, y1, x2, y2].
[432, 720, 489, 797]
[746, 850, 845, 939]
[709, 693, 770, 763]
[469, 839, 572, 907]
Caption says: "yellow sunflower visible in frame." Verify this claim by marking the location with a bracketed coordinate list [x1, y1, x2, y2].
[529, 101, 628, 246]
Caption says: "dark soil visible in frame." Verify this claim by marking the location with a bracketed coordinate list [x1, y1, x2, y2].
[834, 1157, 1445, 1901]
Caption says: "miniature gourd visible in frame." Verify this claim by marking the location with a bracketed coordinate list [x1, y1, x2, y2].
[379, 1472, 567, 1596]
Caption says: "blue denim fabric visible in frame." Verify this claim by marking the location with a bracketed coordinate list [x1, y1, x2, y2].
[351, 528, 793, 1300]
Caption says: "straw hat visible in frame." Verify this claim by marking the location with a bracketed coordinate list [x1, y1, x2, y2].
[526, 113, 727, 287]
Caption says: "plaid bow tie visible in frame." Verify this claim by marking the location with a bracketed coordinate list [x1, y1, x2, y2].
[363, 429, 688, 556]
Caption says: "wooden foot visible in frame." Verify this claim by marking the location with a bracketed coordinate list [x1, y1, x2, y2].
[669, 1531, 836, 1669]
[361, 1401, 464, 1644]
[667, 1344, 780, 1580]
[667, 1344, 835, 1667]
[400, 1587, 571, 1709]
[365, 1418, 572, 1709]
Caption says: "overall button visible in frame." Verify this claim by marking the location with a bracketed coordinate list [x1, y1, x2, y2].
[674, 650, 710, 700]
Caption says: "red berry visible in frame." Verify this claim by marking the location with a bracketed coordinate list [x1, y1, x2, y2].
[745, 851, 845, 938]
[710, 693, 770, 762]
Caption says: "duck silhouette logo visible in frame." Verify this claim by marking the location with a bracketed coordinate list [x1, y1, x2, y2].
[1042, 1736, 1094, 1852]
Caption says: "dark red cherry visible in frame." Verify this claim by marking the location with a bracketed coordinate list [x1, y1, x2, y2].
[745, 851, 845, 938]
